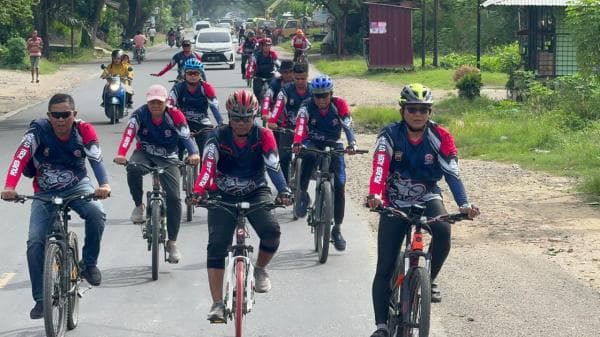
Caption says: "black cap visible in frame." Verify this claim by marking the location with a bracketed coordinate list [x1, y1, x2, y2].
[280, 59, 294, 71]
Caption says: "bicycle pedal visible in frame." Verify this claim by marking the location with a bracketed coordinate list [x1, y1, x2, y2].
[208, 318, 227, 324]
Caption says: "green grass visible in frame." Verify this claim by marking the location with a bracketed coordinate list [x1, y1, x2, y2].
[352, 97, 600, 199]
[315, 57, 508, 90]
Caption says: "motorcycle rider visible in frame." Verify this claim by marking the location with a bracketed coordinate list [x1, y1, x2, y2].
[1, 93, 111, 319]
[365, 83, 480, 337]
[167, 28, 176, 47]
[101, 49, 133, 109]
[151, 39, 205, 83]
[239, 30, 257, 79]
[245, 38, 280, 105]
[175, 26, 183, 47]
[291, 29, 311, 63]
[191, 89, 292, 322]
[114, 84, 200, 264]
[260, 59, 295, 124]
[267, 62, 311, 183]
[132, 30, 147, 61]
[168, 58, 224, 159]
[292, 75, 358, 251]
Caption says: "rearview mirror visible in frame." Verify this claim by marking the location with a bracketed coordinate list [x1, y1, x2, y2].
[100, 64, 106, 69]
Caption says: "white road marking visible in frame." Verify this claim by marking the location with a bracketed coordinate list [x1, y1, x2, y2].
[0, 272, 16, 289]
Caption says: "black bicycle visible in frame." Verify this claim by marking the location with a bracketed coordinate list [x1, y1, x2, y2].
[181, 127, 213, 222]
[300, 145, 368, 263]
[124, 161, 184, 280]
[14, 193, 97, 337]
[373, 205, 470, 337]
[198, 198, 284, 337]
[272, 128, 301, 220]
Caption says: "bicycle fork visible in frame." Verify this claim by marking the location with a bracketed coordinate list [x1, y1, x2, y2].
[224, 253, 254, 319]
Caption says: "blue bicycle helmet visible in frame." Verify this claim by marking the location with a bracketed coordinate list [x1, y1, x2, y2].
[183, 58, 204, 72]
[310, 75, 334, 94]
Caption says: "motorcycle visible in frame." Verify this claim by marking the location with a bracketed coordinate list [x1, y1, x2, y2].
[168, 34, 175, 47]
[134, 47, 145, 64]
[121, 37, 133, 51]
[100, 64, 132, 124]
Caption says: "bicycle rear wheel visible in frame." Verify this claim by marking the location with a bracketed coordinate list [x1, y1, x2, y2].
[234, 259, 245, 337]
[403, 267, 431, 337]
[292, 157, 303, 220]
[43, 242, 67, 337]
[151, 201, 161, 281]
[185, 164, 198, 222]
[315, 181, 333, 264]
[66, 232, 80, 330]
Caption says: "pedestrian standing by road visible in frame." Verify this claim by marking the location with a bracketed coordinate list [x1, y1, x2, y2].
[148, 26, 157, 45]
[365, 83, 480, 337]
[113, 84, 200, 264]
[26, 30, 43, 83]
[0, 93, 111, 319]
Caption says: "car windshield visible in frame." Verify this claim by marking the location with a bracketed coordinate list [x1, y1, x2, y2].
[195, 24, 209, 30]
[197, 32, 230, 43]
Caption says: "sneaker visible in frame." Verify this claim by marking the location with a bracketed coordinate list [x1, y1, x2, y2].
[130, 204, 145, 223]
[207, 301, 226, 323]
[294, 191, 310, 218]
[370, 328, 389, 337]
[30, 301, 43, 319]
[254, 266, 271, 293]
[331, 228, 347, 251]
[36, 79, 39, 83]
[81, 265, 102, 286]
[166, 241, 181, 263]
[431, 281, 441, 303]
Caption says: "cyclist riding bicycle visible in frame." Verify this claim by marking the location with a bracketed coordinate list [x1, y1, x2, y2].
[239, 30, 258, 79]
[191, 89, 292, 322]
[245, 38, 281, 104]
[101, 49, 134, 108]
[291, 29, 311, 63]
[151, 39, 205, 82]
[365, 83, 480, 337]
[260, 59, 295, 124]
[268, 62, 311, 182]
[168, 58, 224, 159]
[1, 93, 111, 319]
[113, 85, 200, 264]
[292, 75, 358, 251]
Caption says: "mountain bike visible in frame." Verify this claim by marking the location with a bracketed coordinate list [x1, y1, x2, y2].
[272, 128, 301, 220]
[198, 198, 284, 337]
[124, 161, 184, 280]
[373, 205, 470, 337]
[14, 193, 97, 337]
[300, 145, 368, 263]
[181, 127, 213, 222]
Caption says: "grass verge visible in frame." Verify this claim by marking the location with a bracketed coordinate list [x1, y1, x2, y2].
[315, 57, 507, 89]
[352, 97, 600, 199]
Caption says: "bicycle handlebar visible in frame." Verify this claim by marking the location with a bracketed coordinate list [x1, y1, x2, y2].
[13, 192, 97, 206]
[121, 160, 187, 172]
[299, 146, 369, 156]
[371, 206, 471, 225]
[197, 198, 285, 218]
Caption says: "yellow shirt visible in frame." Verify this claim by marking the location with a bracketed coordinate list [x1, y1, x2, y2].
[101, 62, 132, 79]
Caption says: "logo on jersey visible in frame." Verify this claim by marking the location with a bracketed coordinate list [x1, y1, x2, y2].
[332, 118, 339, 126]
[424, 153, 434, 165]
[394, 151, 403, 161]
[142, 128, 149, 136]
[165, 129, 172, 137]
[43, 147, 50, 157]
[73, 150, 82, 158]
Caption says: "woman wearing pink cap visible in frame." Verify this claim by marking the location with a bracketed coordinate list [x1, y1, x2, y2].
[114, 84, 200, 263]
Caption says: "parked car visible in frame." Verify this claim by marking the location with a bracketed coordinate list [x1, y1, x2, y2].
[194, 28, 235, 70]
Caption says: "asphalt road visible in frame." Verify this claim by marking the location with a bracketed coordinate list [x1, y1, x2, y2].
[1, 43, 599, 337]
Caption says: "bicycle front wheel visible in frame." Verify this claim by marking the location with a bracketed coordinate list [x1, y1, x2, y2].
[185, 164, 198, 222]
[66, 232, 80, 330]
[292, 157, 303, 220]
[403, 267, 431, 337]
[151, 201, 161, 281]
[43, 242, 67, 337]
[234, 259, 245, 337]
[315, 181, 333, 264]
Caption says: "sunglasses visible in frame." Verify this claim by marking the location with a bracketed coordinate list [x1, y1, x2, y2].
[48, 110, 73, 119]
[405, 106, 430, 115]
[182, 44, 191, 47]
[314, 93, 330, 99]
[230, 116, 253, 123]
[186, 71, 201, 76]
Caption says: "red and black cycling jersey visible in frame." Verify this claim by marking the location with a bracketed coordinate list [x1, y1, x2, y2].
[117, 105, 198, 159]
[294, 96, 356, 145]
[168, 81, 223, 127]
[246, 50, 278, 79]
[4, 118, 108, 192]
[193, 125, 287, 197]
[155, 51, 203, 78]
[368, 120, 468, 208]
[269, 82, 312, 129]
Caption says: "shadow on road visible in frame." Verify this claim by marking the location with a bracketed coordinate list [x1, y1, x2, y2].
[269, 249, 321, 270]
[99, 265, 155, 288]
[0, 326, 44, 337]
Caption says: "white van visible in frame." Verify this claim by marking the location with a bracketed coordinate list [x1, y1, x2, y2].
[195, 28, 235, 70]
[193, 20, 211, 35]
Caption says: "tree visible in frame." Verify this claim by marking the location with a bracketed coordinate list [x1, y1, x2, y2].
[0, 0, 33, 44]
[566, 0, 600, 76]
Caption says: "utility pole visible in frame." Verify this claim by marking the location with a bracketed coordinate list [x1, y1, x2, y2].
[477, 0, 481, 69]
[433, 0, 438, 67]
[421, 0, 426, 69]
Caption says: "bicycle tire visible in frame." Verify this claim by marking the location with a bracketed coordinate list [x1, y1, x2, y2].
[43, 242, 67, 337]
[403, 267, 431, 337]
[185, 165, 197, 222]
[292, 157, 303, 220]
[151, 201, 161, 281]
[316, 181, 333, 264]
[234, 259, 245, 337]
[66, 232, 80, 330]
[387, 253, 405, 337]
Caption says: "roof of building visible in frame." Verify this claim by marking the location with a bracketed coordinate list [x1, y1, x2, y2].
[482, 0, 578, 7]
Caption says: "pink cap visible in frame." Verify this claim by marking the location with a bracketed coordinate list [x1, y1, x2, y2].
[146, 84, 168, 102]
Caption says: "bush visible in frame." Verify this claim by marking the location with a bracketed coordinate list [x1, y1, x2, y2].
[491, 42, 521, 73]
[552, 74, 600, 125]
[506, 70, 535, 101]
[4, 37, 27, 67]
[454, 65, 482, 100]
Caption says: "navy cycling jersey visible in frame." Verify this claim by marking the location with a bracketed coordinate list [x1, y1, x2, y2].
[269, 83, 312, 128]
[294, 96, 356, 145]
[368, 120, 468, 208]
